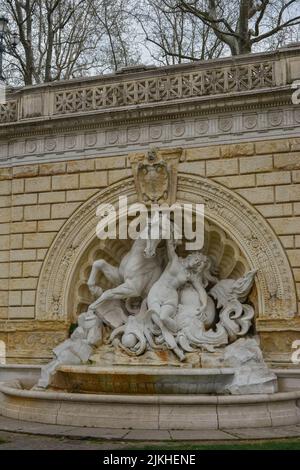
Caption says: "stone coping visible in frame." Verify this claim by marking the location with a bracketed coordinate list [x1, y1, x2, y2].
[2, 364, 300, 376]
[0, 364, 42, 370]
[57, 365, 236, 375]
[7, 44, 300, 95]
[272, 368, 300, 376]
[1, 45, 299, 130]
[1, 381, 300, 405]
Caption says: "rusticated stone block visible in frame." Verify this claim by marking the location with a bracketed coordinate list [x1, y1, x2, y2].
[274, 153, 300, 170]
[24, 205, 50, 221]
[257, 203, 292, 218]
[255, 139, 290, 154]
[206, 159, 238, 177]
[240, 155, 273, 174]
[276, 184, 300, 202]
[22, 290, 36, 306]
[8, 291, 21, 306]
[108, 169, 132, 184]
[237, 187, 274, 204]
[0, 168, 12, 180]
[213, 174, 255, 189]
[9, 262, 22, 278]
[79, 171, 107, 188]
[0, 196, 11, 208]
[13, 165, 38, 178]
[294, 202, 300, 215]
[12, 193, 37, 206]
[25, 176, 51, 193]
[287, 249, 300, 267]
[11, 207, 23, 221]
[10, 250, 36, 262]
[221, 143, 254, 158]
[0, 223, 9, 235]
[178, 161, 205, 175]
[23, 232, 56, 249]
[39, 162, 66, 175]
[9, 278, 38, 290]
[289, 138, 300, 151]
[0, 291, 8, 306]
[66, 188, 97, 202]
[185, 146, 220, 161]
[52, 174, 79, 190]
[11, 221, 37, 234]
[38, 191, 65, 204]
[67, 159, 95, 173]
[0, 262, 9, 278]
[37, 220, 64, 232]
[23, 261, 42, 277]
[293, 170, 300, 183]
[0, 208, 10, 222]
[12, 179, 24, 194]
[0, 180, 11, 196]
[268, 217, 300, 235]
[257, 171, 291, 186]
[95, 155, 127, 170]
[8, 306, 35, 319]
[0, 235, 9, 250]
[51, 202, 80, 219]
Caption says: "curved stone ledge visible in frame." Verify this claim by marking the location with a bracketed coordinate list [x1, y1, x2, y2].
[1, 382, 300, 404]
[1, 371, 300, 430]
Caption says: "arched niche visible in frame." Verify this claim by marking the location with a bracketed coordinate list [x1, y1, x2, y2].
[36, 175, 297, 322]
[68, 219, 251, 323]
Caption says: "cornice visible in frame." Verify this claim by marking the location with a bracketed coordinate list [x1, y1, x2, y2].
[0, 86, 294, 140]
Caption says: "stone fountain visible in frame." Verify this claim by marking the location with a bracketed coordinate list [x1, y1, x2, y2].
[1, 150, 299, 431]
[35, 215, 277, 397]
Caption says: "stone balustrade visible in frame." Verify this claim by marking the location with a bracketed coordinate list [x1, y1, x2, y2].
[1, 44, 300, 125]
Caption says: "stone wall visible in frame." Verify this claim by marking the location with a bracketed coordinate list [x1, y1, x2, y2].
[0, 138, 299, 363]
[0, 45, 300, 364]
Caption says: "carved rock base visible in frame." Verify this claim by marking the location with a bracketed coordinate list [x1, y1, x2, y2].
[90, 343, 201, 368]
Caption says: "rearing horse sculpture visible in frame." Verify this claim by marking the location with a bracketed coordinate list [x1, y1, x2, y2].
[87, 212, 173, 310]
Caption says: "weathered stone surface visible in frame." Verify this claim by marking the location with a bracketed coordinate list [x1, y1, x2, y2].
[222, 338, 278, 395]
[185, 146, 220, 161]
[79, 171, 107, 188]
[52, 174, 78, 190]
[221, 143, 254, 158]
[237, 187, 274, 204]
[206, 159, 238, 177]
[255, 140, 290, 154]
[257, 171, 291, 186]
[240, 155, 273, 174]
[25, 177, 51, 193]
[0, 47, 299, 367]
[67, 160, 95, 173]
[39, 162, 66, 175]
[13, 166, 38, 178]
[274, 153, 300, 170]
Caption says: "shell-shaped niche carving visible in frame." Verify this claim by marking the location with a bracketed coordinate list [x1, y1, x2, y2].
[68, 219, 252, 323]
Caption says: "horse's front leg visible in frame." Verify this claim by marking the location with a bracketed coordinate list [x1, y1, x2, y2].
[87, 259, 122, 294]
[89, 281, 139, 310]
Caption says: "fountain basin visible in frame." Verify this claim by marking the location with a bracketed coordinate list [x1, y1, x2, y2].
[50, 365, 235, 394]
[0, 374, 300, 430]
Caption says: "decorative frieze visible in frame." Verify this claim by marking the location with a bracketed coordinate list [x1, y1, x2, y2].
[53, 62, 274, 116]
[1, 106, 299, 166]
[0, 101, 17, 124]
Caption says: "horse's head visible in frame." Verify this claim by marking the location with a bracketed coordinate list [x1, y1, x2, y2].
[142, 212, 180, 258]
